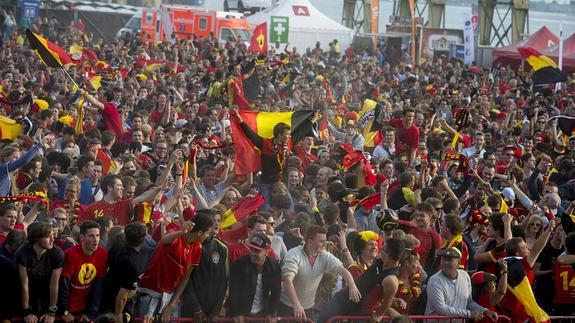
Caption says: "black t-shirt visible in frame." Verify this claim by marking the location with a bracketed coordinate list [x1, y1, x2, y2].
[100, 244, 140, 314]
[0, 246, 21, 319]
[14, 243, 65, 313]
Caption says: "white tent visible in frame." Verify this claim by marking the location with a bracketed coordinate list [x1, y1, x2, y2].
[246, 0, 353, 52]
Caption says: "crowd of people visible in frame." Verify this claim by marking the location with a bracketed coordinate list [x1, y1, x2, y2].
[0, 13, 574, 323]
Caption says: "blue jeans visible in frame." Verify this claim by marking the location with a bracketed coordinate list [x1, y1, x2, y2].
[135, 288, 180, 319]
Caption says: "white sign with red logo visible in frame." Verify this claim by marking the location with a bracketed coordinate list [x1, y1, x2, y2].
[292, 5, 309, 16]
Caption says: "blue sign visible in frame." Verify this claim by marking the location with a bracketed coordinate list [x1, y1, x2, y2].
[455, 44, 465, 59]
[18, 0, 39, 28]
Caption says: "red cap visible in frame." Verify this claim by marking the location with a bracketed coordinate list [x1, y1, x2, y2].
[471, 271, 497, 285]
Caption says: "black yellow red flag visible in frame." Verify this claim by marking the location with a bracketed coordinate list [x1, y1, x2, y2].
[499, 257, 550, 323]
[248, 22, 268, 53]
[230, 110, 317, 174]
[220, 194, 265, 229]
[26, 29, 72, 68]
[518, 47, 567, 85]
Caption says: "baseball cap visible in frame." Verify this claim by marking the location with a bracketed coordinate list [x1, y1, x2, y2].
[471, 271, 497, 285]
[174, 119, 188, 128]
[439, 247, 462, 259]
[248, 233, 271, 251]
[502, 187, 515, 201]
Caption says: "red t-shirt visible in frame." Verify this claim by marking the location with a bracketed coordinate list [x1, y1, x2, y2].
[139, 236, 202, 293]
[553, 261, 575, 304]
[398, 220, 442, 269]
[389, 119, 419, 155]
[81, 199, 133, 226]
[99, 102, 123, 139]
[61, 244, 108, 313]
[0, 223, 24, 244]
[475, 293, 500, 323]
[294, 146, 317, 171]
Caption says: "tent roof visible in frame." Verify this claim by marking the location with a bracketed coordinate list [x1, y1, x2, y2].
[493, 26, 558, 65]
[246, 0, 351, 33]
[539, 33, 575, 72]
[540, 33, 575, 59]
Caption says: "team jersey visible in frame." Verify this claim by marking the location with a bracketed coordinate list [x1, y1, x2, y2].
[553, 261, 575, 304]
[81, 199, 132, 225]
[139, 236, 202, 293]
[61, 244, 108, 313]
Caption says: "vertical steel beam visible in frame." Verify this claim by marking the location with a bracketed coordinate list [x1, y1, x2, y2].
[428, 0, 445, 28]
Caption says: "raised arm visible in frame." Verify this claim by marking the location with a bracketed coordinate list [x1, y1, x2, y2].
[2, 143, 43, 174]
[527, 219, 555, 268]
[490, 259, 508, 306]
[80, 89, 105, 110]
[232, 108, 264, 149]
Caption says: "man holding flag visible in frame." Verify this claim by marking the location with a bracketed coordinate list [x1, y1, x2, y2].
[230, 108, 319, 207]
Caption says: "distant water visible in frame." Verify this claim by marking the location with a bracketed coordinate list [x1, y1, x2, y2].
[200, 0, 575, 42]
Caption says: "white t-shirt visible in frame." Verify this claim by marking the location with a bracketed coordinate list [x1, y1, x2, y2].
[250, 273, 264, 314]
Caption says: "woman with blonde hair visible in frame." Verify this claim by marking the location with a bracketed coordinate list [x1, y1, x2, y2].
[522, 215, 544, 249]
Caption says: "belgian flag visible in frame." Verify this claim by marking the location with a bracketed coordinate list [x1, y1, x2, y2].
[26, 29, 72, 69]
[230, 110, 317, 174]
[220, 194, 265, 229]
[358, 99, 383, 148]
[502, 257, 550, 323]
[518, 47, 567, 86]
[352, 193, 380, 211]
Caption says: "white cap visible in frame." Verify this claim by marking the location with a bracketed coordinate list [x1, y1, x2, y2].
[502, 187, 515, 201]
[174, 119, 188, 128]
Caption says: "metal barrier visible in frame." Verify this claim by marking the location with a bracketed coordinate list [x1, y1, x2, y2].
[549, 316, 575, 323]
[325, 315, 512, 323]
[130, 317, 314, 322]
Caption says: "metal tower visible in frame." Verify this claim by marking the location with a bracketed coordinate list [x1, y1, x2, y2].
[478, 0, 528, 46]
[342, 0, 376, 35]
[392, 0, 445, 28]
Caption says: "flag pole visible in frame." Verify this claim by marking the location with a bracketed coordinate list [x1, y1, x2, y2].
[556, 24, 564, 92]
[60, 67, 80, 90]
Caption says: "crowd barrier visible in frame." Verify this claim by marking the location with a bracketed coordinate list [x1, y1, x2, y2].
[11, 315, 575, 322]
[548, 317, 575, 323]
[325, 315, 511, 323]
[130, 318, 314, 322]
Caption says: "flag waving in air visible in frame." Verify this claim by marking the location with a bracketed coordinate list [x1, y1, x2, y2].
[230, 110, 317, 174]
[249, 22, 268, 53]
[518, 47, 567, 85]
[26, 29, 72, 68]
[358, 99, 383, 148]
[220, 194, 265, 229]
